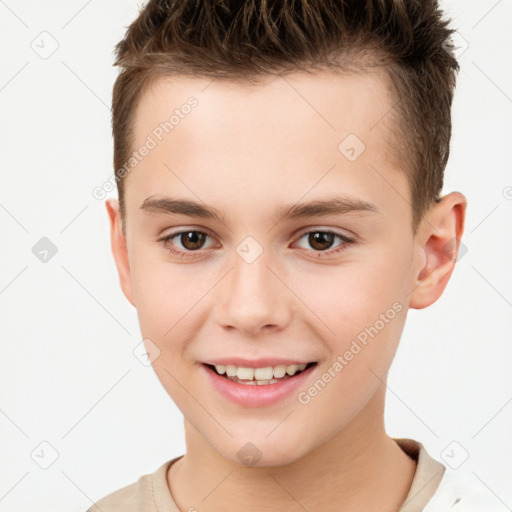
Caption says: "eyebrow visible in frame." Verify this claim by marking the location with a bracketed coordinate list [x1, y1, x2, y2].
[140, 195, 379, 223]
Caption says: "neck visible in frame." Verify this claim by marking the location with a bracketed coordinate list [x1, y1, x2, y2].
[168, 387, 416, 512]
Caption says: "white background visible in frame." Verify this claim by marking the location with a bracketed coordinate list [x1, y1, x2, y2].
[0, 1, 511, 510]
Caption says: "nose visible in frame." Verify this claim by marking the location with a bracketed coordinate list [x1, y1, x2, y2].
[213, 248, 292, 336]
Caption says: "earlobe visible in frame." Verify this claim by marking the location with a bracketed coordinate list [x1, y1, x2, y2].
[409, 192, 467, 309]
[105, 198, 136, 307]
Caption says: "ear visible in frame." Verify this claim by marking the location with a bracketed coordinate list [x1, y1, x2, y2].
[105, 198, 136, 307]
[409, 192, 467, 309]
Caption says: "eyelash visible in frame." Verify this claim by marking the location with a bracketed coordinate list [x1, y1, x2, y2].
[158, 229, 355, 259]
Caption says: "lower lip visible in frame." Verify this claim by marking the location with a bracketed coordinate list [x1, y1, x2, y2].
[201, 364, 317, 408]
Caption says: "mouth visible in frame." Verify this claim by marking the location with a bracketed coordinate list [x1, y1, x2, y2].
[204, 361, 318, 386]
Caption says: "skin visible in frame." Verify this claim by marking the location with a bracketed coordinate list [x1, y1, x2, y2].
[106, 69, 466, 511]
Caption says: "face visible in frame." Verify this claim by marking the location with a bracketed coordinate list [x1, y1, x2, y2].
[109, 70, 432, 466]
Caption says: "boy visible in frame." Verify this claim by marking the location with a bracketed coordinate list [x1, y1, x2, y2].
[88, 0, 499, 510]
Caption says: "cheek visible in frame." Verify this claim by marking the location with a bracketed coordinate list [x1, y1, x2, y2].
[128, 246, 206, 338]
[291, 247, 410, 362]
[129, 232, 412, 357]
[131, 265, 175, 338]
[307, 264, 402, 317]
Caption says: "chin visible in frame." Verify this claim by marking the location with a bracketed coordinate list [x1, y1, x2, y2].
[212, 435, 311, 469]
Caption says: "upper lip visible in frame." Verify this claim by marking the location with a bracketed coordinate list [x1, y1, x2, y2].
[202, 357, 317, 368]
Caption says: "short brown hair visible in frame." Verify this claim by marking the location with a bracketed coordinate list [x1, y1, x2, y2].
[112, 0, 459, 233]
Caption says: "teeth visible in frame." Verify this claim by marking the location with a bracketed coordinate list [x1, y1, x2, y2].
[236, 367, 254, 380]
[273, 365, 287, 378]
[286, 364, 299, 376]
[225, 365, 237, 377]
[213, 362, 312, 382]
[254, 367, 273, 380]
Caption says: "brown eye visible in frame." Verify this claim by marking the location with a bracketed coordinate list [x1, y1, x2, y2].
[293, 230, 354, 256]
[308, 232, 335, 251]
[179, 231, 207, 250]
[159, 229, 217, 260]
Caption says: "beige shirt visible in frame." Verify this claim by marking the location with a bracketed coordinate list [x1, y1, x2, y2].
[87, 438, 445, 512]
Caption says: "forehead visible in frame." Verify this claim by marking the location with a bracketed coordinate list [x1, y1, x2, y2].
[133, 69, 396, 152]
[126, 69, 407, 225]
